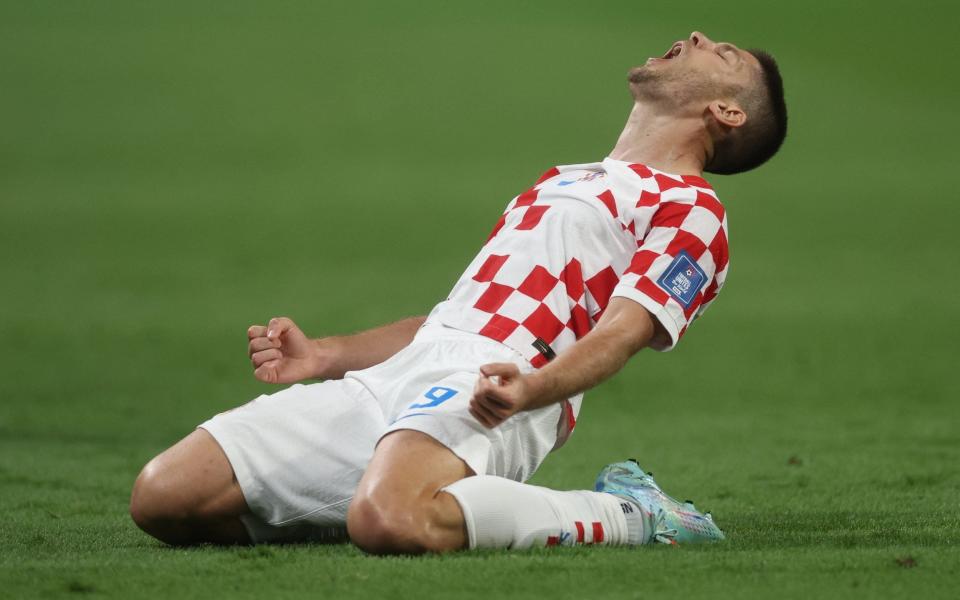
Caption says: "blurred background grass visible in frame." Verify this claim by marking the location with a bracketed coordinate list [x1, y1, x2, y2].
[1, 1, 958, 598]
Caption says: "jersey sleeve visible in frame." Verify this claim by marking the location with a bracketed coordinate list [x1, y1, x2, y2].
[611, 194, 729, 351]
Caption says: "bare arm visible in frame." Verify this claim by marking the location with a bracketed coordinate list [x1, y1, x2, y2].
[469, 297, 664, 428]
[314, 316, 427, 379]
[247, 315, 426, 384]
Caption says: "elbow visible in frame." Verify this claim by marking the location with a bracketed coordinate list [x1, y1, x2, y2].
[601, 319, 654, 360]
[596, 299, 659, 356]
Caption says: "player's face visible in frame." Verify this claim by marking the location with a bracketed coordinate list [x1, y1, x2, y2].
[628, 31, 761, 108]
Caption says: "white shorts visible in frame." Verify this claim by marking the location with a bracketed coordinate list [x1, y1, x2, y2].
[199, 322, 563, 541]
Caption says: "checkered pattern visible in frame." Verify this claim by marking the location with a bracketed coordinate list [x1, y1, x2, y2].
[426, 158, 728, 443]
[611, 163, 729, 346]
[430, 158, 729, 369]
[468, 254, 611, 368]
[435, 159, 728, 367]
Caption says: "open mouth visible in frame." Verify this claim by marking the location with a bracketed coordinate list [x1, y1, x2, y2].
[661, 42, 683, 60]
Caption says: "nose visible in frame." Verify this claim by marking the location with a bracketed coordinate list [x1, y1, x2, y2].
[689, 31, 715, 49]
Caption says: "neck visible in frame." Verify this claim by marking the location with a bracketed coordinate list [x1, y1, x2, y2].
[608, 102, 708, 176]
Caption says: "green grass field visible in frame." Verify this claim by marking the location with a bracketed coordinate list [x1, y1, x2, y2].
[2, 1, 958, 598]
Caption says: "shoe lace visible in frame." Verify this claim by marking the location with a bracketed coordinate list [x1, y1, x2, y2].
[651, 509, 678, 545]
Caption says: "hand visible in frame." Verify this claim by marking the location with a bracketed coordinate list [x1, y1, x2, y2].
[247, 317, 320, 384]
[469, 363, 536, 429]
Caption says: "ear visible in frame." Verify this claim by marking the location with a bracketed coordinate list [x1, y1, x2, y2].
[707, 100, 747, 129]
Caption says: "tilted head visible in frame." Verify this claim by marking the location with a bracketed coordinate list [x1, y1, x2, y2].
[628, 31, 787, 174]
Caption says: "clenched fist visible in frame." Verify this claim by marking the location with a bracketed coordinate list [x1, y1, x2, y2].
[247, 317, 320, 384]
[469, 363, 540, 429]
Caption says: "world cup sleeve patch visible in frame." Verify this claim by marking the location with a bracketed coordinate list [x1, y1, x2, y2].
[656, 251, 707, 308]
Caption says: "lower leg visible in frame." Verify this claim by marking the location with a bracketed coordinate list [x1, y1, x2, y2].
[347, 431, 640, 554]
[443, 460, 726, 549]
[443, 476, 636, 549]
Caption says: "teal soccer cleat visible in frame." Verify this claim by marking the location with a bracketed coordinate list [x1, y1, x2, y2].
[595, 459, 725, 545]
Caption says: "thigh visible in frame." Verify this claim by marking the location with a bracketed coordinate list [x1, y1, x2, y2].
[200, 379, 386, 528]
[360, 429, 473, 498]
[382, 369, 496, 476]
[380, 365, 562, 484]
[355, 329, 531, 479]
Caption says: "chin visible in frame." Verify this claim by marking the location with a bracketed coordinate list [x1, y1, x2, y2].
[628, 65, 654, 85]
[628, 64, 667, 95]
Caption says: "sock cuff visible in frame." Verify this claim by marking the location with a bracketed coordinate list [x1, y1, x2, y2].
[606, 495, 646, 545]
[441, 479, 479, 549]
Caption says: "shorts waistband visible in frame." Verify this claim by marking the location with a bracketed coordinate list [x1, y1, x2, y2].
[413, 320, 498, 345]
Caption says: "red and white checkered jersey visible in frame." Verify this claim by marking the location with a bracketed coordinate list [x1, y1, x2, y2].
[427, 157, 729, 440]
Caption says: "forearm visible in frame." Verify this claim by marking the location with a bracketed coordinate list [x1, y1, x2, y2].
[524, 299, 656, 410]
[314, 316, 426, 379]
[468, 299, 659, 429]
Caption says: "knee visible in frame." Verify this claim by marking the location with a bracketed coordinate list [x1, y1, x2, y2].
[129, 458, 195, 544]
[130, 460, 165, 526]
[347, 492, 441, 555]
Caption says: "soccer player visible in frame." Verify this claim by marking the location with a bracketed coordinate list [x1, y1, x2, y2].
[129, 31, 787, 552]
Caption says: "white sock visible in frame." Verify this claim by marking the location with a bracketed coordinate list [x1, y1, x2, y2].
[442, 475, 645, 549]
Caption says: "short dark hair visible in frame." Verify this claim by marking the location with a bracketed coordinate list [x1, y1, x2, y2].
[705, 49, 788, 175]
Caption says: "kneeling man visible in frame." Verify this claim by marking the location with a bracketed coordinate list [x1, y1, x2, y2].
[130, 31, 787, 553]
